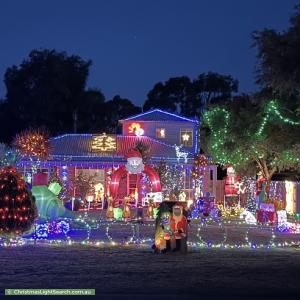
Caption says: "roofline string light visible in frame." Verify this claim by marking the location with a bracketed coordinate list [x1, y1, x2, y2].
[121, 109, 199, 124]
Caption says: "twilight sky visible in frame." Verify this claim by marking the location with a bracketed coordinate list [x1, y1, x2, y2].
[0, 0, 298, 106]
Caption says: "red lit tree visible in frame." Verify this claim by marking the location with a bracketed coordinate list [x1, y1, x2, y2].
[0, 166, 37, 235]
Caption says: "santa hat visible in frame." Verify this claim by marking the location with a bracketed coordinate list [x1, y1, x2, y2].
[224, 163, 233, 169]
[126, 149, 142, 159]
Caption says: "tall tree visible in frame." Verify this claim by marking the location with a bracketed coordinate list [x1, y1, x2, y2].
[1, 49, 105, 141]
[76, 89, 106, 133]
[201, 97, 300, 187]
[104, 95, 141, 133]
[143, 73, 238, 117]
[144, 77, 191, 113]
[253, 4, 300, 112]
[182, 72, 238, 117]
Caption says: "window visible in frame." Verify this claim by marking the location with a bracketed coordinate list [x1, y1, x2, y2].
[180, 129, 193, 147]
[156, 128, 166, 139]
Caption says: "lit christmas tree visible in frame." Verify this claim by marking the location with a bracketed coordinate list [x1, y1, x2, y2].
[0, 166, 37, 235]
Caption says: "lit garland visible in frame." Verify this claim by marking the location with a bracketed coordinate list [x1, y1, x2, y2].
[192, 220, 293, 249]
[196, 219, 227, 247]
[203, 100, 300, 167]
[1, 215, 299, 250]
[257, 100, 300, 136]
[203, 107, 230, 165]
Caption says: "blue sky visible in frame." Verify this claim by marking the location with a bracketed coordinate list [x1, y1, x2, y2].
[0, 0, 298, 105]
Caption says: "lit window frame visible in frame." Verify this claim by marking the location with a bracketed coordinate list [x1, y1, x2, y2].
[156, 128, 166, 139]
[180, 129, 193, 147]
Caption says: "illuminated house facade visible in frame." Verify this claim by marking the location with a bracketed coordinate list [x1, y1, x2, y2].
[19, 109, 218, 206]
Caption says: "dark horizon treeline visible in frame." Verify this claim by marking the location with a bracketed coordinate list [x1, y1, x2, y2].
[0, 49, 239, 143]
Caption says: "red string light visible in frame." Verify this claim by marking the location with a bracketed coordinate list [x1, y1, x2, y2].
[0, 166, 37, 234]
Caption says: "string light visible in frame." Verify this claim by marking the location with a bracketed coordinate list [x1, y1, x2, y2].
[203, 107, 231, 164]
[0, 166, 37, 235]
[91, 133, 117, 152]
[1, 215, 299, 250]
[203, 99, 300, 167]
[13, 129, 50, 160]
[0, 144, 18, 167]
[257, 100, 300, 136]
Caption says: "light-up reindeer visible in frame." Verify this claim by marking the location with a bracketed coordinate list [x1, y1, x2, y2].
[175, 145, 188, 163]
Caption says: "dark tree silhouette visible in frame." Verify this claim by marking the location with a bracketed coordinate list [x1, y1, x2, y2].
[143, 73, 238, 117]
[144, 77, 191, 113]
[76, 89, 106, 133]
[253, 6, 300, 95]
[0, 49, 106, 141]
[253, 4, 300, 114]
[104, 95, 141, 133]
[0, 49, 143, 142]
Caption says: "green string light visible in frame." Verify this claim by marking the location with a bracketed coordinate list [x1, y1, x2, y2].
[203, 107, 230, 164]
[203, 100, 300, 165]
[257, 100, 300, 136]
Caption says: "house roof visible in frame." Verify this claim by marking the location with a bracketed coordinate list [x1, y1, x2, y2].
[48, 134, 193, 162]
[119, 109, 199, 124]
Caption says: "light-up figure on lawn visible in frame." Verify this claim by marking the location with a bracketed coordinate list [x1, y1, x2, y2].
[170, 205, 187, 252]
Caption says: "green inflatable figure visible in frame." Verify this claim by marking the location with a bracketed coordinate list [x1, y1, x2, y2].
[31, 186, 74, 220]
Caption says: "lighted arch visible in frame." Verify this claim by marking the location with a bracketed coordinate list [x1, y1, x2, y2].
[109, 165, 161, 199]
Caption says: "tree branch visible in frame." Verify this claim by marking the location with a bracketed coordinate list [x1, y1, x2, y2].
[262, 159, 270, 179]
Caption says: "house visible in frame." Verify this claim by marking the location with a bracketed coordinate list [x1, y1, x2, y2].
[18, 109, 218, 207]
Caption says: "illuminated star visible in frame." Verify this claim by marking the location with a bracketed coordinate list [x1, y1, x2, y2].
[182, 133, 190, 141]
